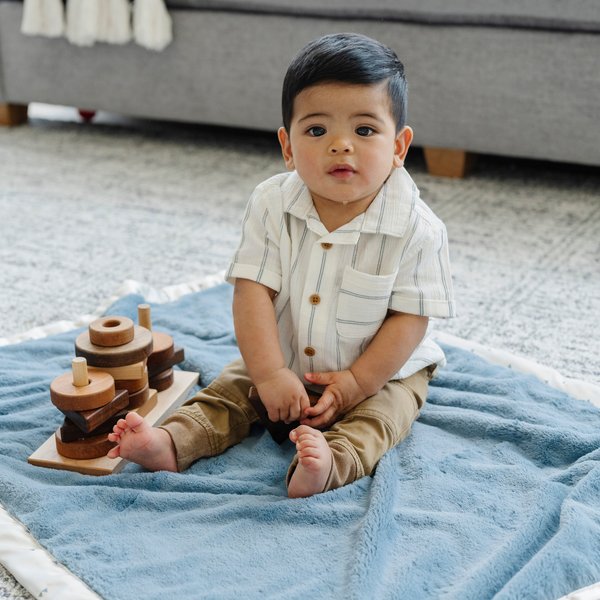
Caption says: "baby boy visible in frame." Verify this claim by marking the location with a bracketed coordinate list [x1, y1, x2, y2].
[108, 33, 456, 498]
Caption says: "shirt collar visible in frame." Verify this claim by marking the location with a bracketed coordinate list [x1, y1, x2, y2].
[282, 167, 417, 240]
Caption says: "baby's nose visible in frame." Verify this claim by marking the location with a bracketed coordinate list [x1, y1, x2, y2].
[329, 139, 353, 154]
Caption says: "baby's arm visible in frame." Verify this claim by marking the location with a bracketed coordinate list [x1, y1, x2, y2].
[233, 278, 310, 423]
[302, 311, 429, 428]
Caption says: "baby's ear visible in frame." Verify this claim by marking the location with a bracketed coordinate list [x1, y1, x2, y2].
[278, 127, 295, 170]
[393, 126, 413, 168]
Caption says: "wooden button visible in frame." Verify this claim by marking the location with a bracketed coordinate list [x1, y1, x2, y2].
[89, 316, 134, 347]
[309, 294, 321, 305]
[304, 347, 315, 357]
[321, 243, 332, 249]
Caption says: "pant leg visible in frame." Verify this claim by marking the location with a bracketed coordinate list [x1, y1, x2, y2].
[287, 364, 438, 493]
[159, 358, 259, 472]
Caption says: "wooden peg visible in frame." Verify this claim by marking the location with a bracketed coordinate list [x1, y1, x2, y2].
[138, 304, 152, 332]
[72, 357, 89, 387]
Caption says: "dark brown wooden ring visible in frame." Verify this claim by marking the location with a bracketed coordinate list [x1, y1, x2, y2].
[149, 368, 174, 392]
[75, 326, 154, 368]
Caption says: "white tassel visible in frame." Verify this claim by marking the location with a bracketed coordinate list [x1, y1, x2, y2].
[133, 0, 173, 52]
[21, 0, 65, 38]
[66, 0, 100, 47]
[97, 0, 132, 45]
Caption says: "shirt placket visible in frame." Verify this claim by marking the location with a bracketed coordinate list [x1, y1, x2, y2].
[297, 240, 332, 377]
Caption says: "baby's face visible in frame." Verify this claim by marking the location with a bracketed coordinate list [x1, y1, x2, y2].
[279, 81, 411, 213]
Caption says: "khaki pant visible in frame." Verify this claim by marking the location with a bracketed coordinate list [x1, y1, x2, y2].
[160, 359, 437, 493]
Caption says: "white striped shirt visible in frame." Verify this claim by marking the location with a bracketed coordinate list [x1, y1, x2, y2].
[226, 167, 456, 387]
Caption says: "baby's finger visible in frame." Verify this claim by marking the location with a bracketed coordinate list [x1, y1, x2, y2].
[301, 407, 336, 429]
[266, 407, 280, 423]
[305, 392, 334, 417]
[286, 400, 302, 423]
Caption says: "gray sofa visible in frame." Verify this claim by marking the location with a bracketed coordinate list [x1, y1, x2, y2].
[1, 0, 599, 174]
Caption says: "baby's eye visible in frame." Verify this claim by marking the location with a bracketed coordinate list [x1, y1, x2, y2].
[307, 126, 326, 137]
[355, 126, 375, 137]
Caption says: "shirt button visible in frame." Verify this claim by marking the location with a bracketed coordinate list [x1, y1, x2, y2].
[321, 243, 332, 249]
[309, 294, 321, 305]
[304, 347, 315, 357]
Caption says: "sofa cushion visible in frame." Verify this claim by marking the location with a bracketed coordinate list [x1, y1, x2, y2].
[165, 0, 600, 33]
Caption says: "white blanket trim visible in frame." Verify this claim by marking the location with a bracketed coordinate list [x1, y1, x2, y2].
[0, 271, 599, 600]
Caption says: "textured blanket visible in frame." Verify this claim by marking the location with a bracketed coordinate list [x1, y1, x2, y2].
[1, 284, 599, 600]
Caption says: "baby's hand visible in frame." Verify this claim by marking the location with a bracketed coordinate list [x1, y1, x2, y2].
[255, 367, 310, 424]
[300, 370, 367, 429]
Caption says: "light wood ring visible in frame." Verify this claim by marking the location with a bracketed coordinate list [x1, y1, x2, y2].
[55, 428, 116, 460]
[89, 316, 135, 347]
[50, 370, 115, 411]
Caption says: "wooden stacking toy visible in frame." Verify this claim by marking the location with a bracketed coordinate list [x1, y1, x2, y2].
[137, 304, 184, 392]
[50, 357, 129, 459]
[29, 304, 199, 476]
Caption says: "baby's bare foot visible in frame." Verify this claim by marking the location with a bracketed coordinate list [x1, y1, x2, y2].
[288, 425, 332, 499]
[107, 412, 178, 472]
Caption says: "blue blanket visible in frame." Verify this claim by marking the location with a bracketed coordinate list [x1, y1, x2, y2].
[1, 284, 600, 600]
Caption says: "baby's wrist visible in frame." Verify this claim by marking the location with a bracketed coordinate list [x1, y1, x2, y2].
[251, 364, 288, 387]
[349, 367, 380, 400]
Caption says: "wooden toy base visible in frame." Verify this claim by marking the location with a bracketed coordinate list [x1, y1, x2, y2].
[28, 370, 199, 476]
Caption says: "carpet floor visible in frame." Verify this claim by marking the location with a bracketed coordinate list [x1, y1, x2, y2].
[0, 103, 599, 598]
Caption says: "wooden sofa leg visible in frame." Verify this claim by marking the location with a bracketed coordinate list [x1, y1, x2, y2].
[423, 147, 477, 178]
[0, 103, 29, 126]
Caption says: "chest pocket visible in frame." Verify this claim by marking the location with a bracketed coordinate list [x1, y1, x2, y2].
[336, 266, 396, 338]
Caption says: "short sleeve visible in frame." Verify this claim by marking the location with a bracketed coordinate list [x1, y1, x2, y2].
[225, 182, 283, 293]
[388, 223, 456, 318]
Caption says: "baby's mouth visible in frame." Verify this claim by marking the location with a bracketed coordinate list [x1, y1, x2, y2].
[328, 164, 356, 179]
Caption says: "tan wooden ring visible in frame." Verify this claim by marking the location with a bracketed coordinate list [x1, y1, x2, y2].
[55, 428, 116, 460]
[89, 316, 135, 347]
[50, 369, 115, 412]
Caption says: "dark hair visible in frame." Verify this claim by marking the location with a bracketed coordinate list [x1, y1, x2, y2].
[282, 33, 408, 133]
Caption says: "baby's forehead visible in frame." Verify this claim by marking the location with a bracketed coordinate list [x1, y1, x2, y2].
[293, 81, 395, 121]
